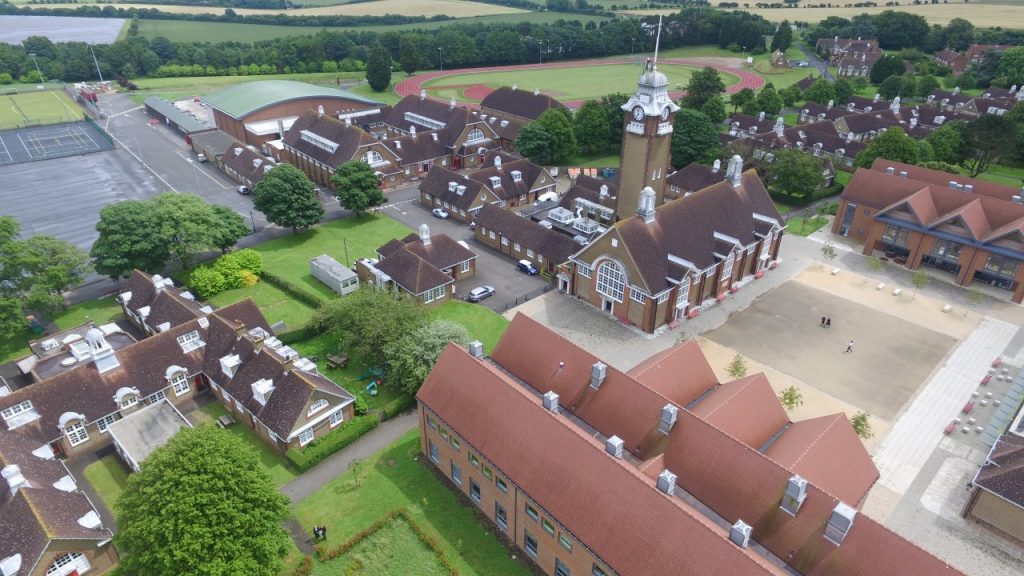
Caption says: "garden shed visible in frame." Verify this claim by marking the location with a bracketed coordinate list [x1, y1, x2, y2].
[310, 254, 359, 295]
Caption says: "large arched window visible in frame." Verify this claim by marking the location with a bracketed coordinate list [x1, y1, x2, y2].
[466, 128, 485, 143]
[47, 552, 86, 575]
[362, 150, 384, 166]
[596, 260, 626, 303]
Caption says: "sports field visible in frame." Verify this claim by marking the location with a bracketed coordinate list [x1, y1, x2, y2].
[422, 63, 712, 104]
[0, 90, 83, 130]
[27, 0, 525, 17]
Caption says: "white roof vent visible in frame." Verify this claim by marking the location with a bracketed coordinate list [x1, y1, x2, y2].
[885, 166, 895, 175]
[659, 404, 679, 434]
[198, 317, 209, 329]
[456, 185, 467, 196]
[964, 184, 973, 193]
[656, 469, 677, 495]
[730, 520, 753, 548]
[824, 502, 857, 545]
[264, 336, 283, 349]
[293, 357, 317, 373]
[220, 354, 241, 378]
[0, 554, 22, 576]
[156, 322, 171, 333]
[448, 181, 458, 192]
[252, 378, 275, 406]
[511, 170, 522, 182]
[781, 475, 808, 516]
[605, 435, 624, 458]
[77, 510, 103, 529]
[542, 391, 560, 414]
[2, 465, 28, 494]
[179, 291, 195, 300]
[590, 362, 607, 390]
[898, 171, 907, 178]
[489, 176, 502, 188]
[468, 341, 484, 358]
[53, 475, 78, 493]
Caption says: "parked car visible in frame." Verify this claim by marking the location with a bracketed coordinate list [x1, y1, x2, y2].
[467, 286, 495, 302]
[236, 185, 251, 195]
[795, 61, 809, 67]
[517, 260, 539, 275]
[432, 208, 449, 219]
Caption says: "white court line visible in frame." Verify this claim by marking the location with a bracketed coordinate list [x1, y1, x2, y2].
[75, 124, 101, 150]
[0, 134, 11, 163]
[17, 132, 44, 158]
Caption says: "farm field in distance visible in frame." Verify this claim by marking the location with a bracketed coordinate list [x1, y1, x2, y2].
[23, 0, 526, 18]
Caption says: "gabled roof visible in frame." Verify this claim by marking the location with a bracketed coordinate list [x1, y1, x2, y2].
[220, 144, 272, 186]
[800, 101, 849, 122]
[374, 248, 453, 296]
[479, 86, 566, 121]
[475, 203, 577, 265]
[974, 433, 1024, 506]
[400, 231, 477, 271]
[727, 113, 777, 135]
[283, 111, 395, 173]
[690, 373, 790, 449]
[203, 80, 378, 119]
[839, 113, 898, 134]
[379, 130, 449, 165]
[470, 156, 548, 200]
[626, 340, 718, 405]
[667, 163, 725, 192]
[418, 166, 485, 212]
[764, 414, 879, 505]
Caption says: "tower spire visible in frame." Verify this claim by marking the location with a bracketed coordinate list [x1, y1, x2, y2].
[653, 15, 663, 65]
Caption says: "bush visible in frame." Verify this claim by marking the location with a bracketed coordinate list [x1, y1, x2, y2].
[276, 323, 322, 344]
[240, 270, 259, 287]
[285, 414, 379, 472]
[291, 556, 312, 576]
[380, 393, 415, 420]
[231, 249, 263, 275]
[0, 73, 12, 84]
[187, 250, 264, 298]
[261, 271, 325, 308]
[354, 395, 368, 416]
[213, 256, 244, 289]
[188, 266, 227, 299]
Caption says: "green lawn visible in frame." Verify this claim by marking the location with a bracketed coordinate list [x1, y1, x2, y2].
[0, 298, 124, 364]
[292, 430, 530, 576]
[977, 164, 1024, 188]
[786, 216, 829, 237]
[423, 63, 717, 104]
[128, 72, 367, 104]
[431, 300, 508, 355]
[562, 149, 620, 168]
[312, 517, 447, 575]
[207, 280, 317, 332]
[349, 78, 403, 105]
[834, 170, 853, 187]
[82, 455, 130, 518]
[782, 112, 799, 126]
[289, 332, 405, 412]
[192, 402, 300, 487]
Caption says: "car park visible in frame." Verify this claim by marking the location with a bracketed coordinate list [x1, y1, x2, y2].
[517, 260, 539, 275]
[467, 286, 496, 302]
[432, 208, 449, 219]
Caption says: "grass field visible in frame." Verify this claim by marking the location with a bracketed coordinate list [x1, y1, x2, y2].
[82, 455, 129, 518]
[349, 78, 402, 105]
[28, 0, 525, 17]
[136, 11, 610, 42]
[0, 90, 83, 130]
[786, 215, 829, 237]
[207, 281, 318, 329]
[976, 163, 1024, 187]
[191, 401, 300, 486]
[312, 517, 447, 575]
[424, 63, 709, 103]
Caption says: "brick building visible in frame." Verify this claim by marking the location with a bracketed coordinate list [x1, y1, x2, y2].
[832, 160, 1024, 302]
[419, 153, 555, 223]
[473, 203, 578, 275]
[962, 430, 1024, 542]
[416, 314, 962, 576]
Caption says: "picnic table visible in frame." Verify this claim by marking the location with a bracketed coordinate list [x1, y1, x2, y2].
[216, 414, 236, 429]
[327, 354, 349, 369]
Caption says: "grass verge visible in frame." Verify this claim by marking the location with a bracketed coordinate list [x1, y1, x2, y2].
[82, 454, 130, 517]
[786, 216, 829, 237]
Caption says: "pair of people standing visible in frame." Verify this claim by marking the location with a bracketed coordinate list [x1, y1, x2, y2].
[313, 525, 327, 541]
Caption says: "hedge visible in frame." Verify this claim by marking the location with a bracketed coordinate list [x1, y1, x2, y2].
[285, 414, 379, 472]
[261, 271, 326, 309]
[380, 393, 416, 420]
[291, 556, 312, 576]
[317, 508, 460, 575]
[277, 323, 322, 345]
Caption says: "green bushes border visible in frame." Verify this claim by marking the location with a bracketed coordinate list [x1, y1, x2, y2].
[285, 414, 379, 472]
[317, 508, 459, 575]
[277, 323, 322, 344]
[290, 556, 313, 576]
[261, 271, 326, 309]
[380, 393, 416, 420]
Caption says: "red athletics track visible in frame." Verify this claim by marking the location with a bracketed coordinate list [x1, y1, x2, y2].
[394, 57, 765, 109]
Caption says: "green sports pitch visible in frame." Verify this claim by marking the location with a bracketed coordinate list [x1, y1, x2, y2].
[0, 90, 84, 130]
[421, 63, 732, 104]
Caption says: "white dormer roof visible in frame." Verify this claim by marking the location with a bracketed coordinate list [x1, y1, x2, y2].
[0, 554, 22, 576]
[77, 510, 103, 529]
[114, 386, 141, 404]
[53, 475, 78, 492]
[57, 412, 86, 428]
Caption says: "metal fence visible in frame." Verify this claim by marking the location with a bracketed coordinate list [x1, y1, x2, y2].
[501, 283, 555, 311]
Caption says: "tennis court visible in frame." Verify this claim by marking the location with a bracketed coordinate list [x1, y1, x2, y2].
[0, 121, 113, 166]
[0, 90, 84, 130]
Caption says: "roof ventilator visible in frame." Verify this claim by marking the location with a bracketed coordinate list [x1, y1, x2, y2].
[605, 435, 624, 458]
[590, 362, 607, 390]
[656, 469, 676, 495]
[824, 502, 857, 545]
[729, 520, 753, 548]
[659, 404, 679, 434]
[542, 391, 560, 414]
[780, 475, 808, 516]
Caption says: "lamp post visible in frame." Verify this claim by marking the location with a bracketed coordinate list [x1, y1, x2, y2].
[249, 210, 257, 234]
[539, 40, 544, 65]
[438, 47, 443, 72]
[631, 37, 636, 56]
[28, 53, 45, 88]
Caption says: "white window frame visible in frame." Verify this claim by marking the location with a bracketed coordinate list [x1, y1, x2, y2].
[171, 372, 190, 397]
[526, 248, 535, 258]
[489, 230, 496, 240]
[466, 128, 486, 144]
[596, 261, 626, 303]
[2, 400, 33, 421]
[362, 150, 386, 167]
[429, 440, 440, 463]
[146, 389, 167, 404]
[460, 260, 470, 273]
[451, 461, 462, 485]
[722, 252, 734, 281]
[96, 414, 117, 434]
[120, 395, 138, 410]
[64, 420, 89, 447]
[298, 427, 315, 446]
[329, 409, 344, 428]
[501, 237, 509, 246]
[578, 263, 592, 278]
[308, 399, 328, 416]
[631, 288, 647, 304]
[46, 552, 88, 576]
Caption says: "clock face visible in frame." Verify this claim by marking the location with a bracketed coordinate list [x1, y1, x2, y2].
[661, 106, 671, 121]
[632, 106, 645, 121]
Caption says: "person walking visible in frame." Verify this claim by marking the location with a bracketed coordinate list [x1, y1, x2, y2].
[845, 340, 853, 353]
[825, 317, 831, 328]
[821, 316, 826, 327]
[321, 525, 327, 540]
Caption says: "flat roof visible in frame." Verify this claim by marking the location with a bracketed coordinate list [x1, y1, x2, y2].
[203, 80, 380, 120]
[144, 96, 212, 134]
[108, 400, 191, 470]
[190, 130, 238, 157]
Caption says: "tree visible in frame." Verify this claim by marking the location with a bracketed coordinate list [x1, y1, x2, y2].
[399, 34, 420, 76]
[854, 127, 919, 168]
[768, 149, 823, 198]
[332, 160, 385, 216]
[115, 427, 289, 576]
[926, 123, 966, 165]
[962, 114, 1019, 177]
[311, 286, 426, 365]
[726, 354, 748, 378]
[670, 109, 722, 169]
[730, 87, 755, 112]
[573, 100, 611, 155]
[531, 108, 577, 164]
[834, 79, 854, 104]
[601, 92, 629, 148]
[802, 79, 836, 105]
[681, 66, 726, 111]
[779, 385, 803, 412]
[878, 75, 905, 101]
[850, 411, 874, 439]
[386, 320, 470, 395]
[870, 55, 903, 85]
[996, 47, 1024, 88]
[770, 21, 792, 52]
[780, 86, 800, 108]
[820, 240, 837, 264]
[349, 458, 364, 488]
[209, 205, 249, 253]
[0, 220, 91, 319]
[911, 270, 929, 299]
[700, 95, 728, 124]
[944, 18, 975, 52]
[253, 164, 324, 232]
[150, 193, 227, 269]
[916, 75, 939, 99]
[91, 200, 171, 279]
[514, 121, 553, 164]
[365, 42, 392, 92]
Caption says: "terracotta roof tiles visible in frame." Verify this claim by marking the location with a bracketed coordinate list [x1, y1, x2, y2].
[690, 373, 790, 449]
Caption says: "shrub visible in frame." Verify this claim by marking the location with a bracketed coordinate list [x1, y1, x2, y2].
[285, 414, 379, 472]
[276, 323, 322, 344]
[214, 256, 244, 290]
[240, 270, 259, 287]
[261, 271, 326, 309]
[380, 393, 415, 420]
[0, 73, 12, 84]
[292, 556, 312, 576]
[231, 249, 263, 275]
[188, 266, 227, 299]
[187, 250, 264, 299]
[354, 395, 368, 416]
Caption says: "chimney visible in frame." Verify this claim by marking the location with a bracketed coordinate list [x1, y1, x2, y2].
[277, 119, 285, 137]
[949, 180, 958, 189]
[781, 475, 808, 516]
[899, 171, 907, 179]
[85, 327, 119, 374]
[234, 147, 242, 157]
[659, 404, 679, 434]
[468, 341, 484, 358]
[605, 435, 624, 458]
[590, 362, 607, 389]
[712, 159, 721, 174]
[729, 520, 753, 548]
[726, 155, 743, 188]
[534, 88, 540, 96]
[233, 319, 246, 337]
[964, 184, 973, 193]
[774, 117, 784, 137]
[637, 186, 656, 223]
[431, 132, 438, 142]
[395, 140, 401, 150]
[410, 125, 416, 136]
[419, 223, 431, 246]
[599, 184, 609, 197]
[873, 93, 880, 102]
[317, 105, 324, 118]
[494, 155, 502, 169]
[2, 464, 29, 495]
[824, 502, 857, 545]
[885, 166, 895, 176]
[542, 391, 560, 413]
[758, 111, 765, 121]
[512, 83, 518, 91]
[252, 158, 262, 169]
[420, 89, 427, 100]
[656, 469, 676, 495]
[827, 99, 834, 109]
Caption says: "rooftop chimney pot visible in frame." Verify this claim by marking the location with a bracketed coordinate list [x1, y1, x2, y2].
[542, 391, 560, 414]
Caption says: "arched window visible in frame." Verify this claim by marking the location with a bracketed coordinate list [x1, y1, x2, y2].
[466, 129, 485, 143]
[362, 150, 384, 166]
[64, 419, 88, 447]
[596, 261, 626, 303]
[171, 371, 189, 397]
[47, 552, 86, 575]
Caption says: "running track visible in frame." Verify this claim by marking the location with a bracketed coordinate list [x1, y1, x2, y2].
[394, 57, 764, 109]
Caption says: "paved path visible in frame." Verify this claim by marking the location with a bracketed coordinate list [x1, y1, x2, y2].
[395, 57, 765, 109]
[279, 411, 418, 503]
[872, 316, 1020, 495]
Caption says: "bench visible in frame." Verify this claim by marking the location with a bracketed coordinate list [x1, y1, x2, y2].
[216, 414, 235, 429]
[892, 288, 902, 296]
[942, 304, 952, 313]
[326, 354, 349, 369]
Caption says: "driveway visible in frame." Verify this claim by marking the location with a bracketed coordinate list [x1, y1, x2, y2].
[795, 40, 833, 82]
[379, 184, 548, 312]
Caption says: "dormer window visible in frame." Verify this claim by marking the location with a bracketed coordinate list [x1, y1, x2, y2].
[63, 419, 89, 447]
[170, 372, 190, 397]
[362, 150, 386, 167]
[252, 378, 275, 406]
[466, 128, 485, 144]
[120, 395, 138, 410]
[2, 400, 35, 426]
[308, 399, 328, 416]
[489, 176, 502, 188]
[511, 170, 522, 182]
[176, 330, 204, 353]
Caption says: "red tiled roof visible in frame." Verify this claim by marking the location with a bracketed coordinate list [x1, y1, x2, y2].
[690, 373, 790, 449]
[626, 341, 718, 405]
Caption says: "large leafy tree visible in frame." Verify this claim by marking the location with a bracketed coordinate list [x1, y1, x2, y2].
[209, 205, 250, 253]
[944, 18, 975, 52]
[115, 426, 290, 576]
[91, 200, 172, 280]
[600, 92, 629, 148]
[386, 320, 470, 396]
[996, 47, 1024, 89]
[671, 109, 722, 169]
[870, 55, 903, 85]
[515, 122, 552, 164]
[768, 149, 824, 198]
[535, 108, 577, 163]
[311, 286, 426, 365]
[963, 113, 1019, 177]
[365, 42, 392, 92]
[573, 100, 611, 154]
[769, 21, 792, 52]
[253, 164, 324, 232]
[730, 87, 755, 112]
[854, 127, 920, 168]
[755, 86, 784, 116]
[802, 79, 836, 105]
[332, 160, 385, 216]
[700, 94, 728, 123]
[152, 193, 226, 269]
[399, 34, 420, 75]
[681, 66, 726, 111]
[925, 122, 967, 165]
[834, 79, 854, 104]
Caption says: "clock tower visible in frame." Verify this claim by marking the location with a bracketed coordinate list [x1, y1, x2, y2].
[616, 58, 679, 221]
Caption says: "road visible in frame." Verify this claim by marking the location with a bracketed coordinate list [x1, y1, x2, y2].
[795, 40, 833, 82]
